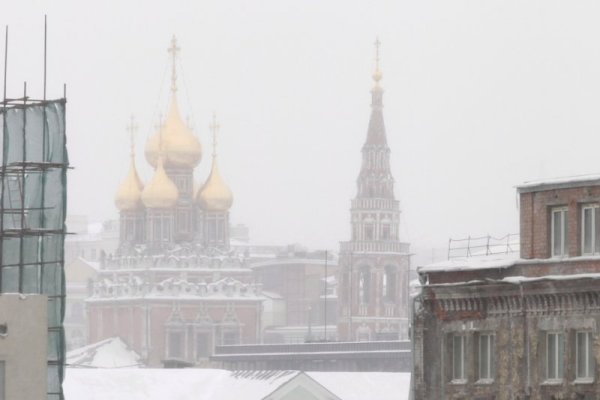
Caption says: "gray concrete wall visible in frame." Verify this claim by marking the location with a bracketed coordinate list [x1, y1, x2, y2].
[0, 294, 47, 400]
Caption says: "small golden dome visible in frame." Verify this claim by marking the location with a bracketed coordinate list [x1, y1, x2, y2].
[145, 95, 202, 168]
[141, 156, 179, 208]
[196, 157, 233, 211]
[115, 157, 144, 211]
[372, 69, 382, 83]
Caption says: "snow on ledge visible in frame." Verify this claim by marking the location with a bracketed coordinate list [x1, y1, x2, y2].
[418, 253, 519, 273]
[516, 173, 600, 193]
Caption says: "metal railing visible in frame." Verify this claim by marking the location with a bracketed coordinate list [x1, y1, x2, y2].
[447, 233, 519, 260]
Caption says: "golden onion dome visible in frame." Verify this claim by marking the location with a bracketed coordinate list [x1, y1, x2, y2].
[115, 157, 144, 211]
[141, 156, 179, 209]
[144, 95, 202, 169]
[196, 157, 233, 211]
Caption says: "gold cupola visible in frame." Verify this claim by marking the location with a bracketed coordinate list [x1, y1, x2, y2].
[115, 117, 144, 211]
[142, 154, 179, 209]
[196, 114, 233, 212]
[145, 36, 202, 169]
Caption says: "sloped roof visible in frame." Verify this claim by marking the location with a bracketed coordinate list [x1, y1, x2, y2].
[63, 368, 409, 400]
[308, 371, 410, 400]
[66, 337, 142, 368]
[63, 369, 299, 400]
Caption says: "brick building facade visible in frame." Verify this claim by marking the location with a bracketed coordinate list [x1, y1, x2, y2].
[413, 175, 600, 399]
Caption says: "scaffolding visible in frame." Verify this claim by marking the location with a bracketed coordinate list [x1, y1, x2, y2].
[1, 26, 69, 399]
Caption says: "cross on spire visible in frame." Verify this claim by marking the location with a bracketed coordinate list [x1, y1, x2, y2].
[374, 37, 381, 71]
[126, 114, 138, 158]
[209, 113, 220, 158]
[168, 35, 180, 93]
[372, 37, 382, 84]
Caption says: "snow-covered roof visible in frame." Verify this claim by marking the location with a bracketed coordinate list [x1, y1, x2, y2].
[250, 258, 338, 269]
[517, 173, 600, 193]
[64, 369, 297, 400]
[308, 372, 410, 400]
[63, 368, 409, 400]
[418, 253, 519, 273]
[66, 337, 142, 368]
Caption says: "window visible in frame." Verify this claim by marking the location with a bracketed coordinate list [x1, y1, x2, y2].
[359, 267, 370, 304]
[168, 331, 183, 359]
[582, 205, 600, 255]
[383, 266, 396, 301]
[478, 334, 494, 380]
[381, 224, 390, 240]
[196, 332, 210, 359]
[576, 331, 594, 380]
[546, 332, 564, 380]
[364, 224, 374, 240]
[452, 335, 466, 381]
[223, 330, 239, 345]
[551, 208, 568, 257]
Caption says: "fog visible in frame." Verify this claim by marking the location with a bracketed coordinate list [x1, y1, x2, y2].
[3, 1, 600, 264]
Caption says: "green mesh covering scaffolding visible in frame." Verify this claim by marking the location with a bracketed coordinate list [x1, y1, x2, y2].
[0, 97, 68, 400]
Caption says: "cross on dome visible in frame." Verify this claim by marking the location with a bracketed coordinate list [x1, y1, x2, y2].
[209, 113, 220, 157]
[126, 114, 138, 158]
[168, 35, 180, 93]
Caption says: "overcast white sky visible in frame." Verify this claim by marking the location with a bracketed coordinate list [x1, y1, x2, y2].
[3, 1, 600, 264]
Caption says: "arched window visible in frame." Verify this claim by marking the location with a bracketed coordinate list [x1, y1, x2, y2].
[383, 266, 396, 301]
[359, 266, 371, 304]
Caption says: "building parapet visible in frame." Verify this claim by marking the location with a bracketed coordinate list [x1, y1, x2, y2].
[340, 241, 410, 254]
[89, 276, 263, 300]
[351, 198, 399, 210]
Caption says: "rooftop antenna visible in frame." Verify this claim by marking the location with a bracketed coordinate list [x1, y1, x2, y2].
[3, 25, 8, 104]
[43, 15, 47, 101]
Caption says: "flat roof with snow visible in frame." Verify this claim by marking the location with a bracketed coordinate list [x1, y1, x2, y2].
[418, 253, 519, 273]
[516, 173, 600, 193]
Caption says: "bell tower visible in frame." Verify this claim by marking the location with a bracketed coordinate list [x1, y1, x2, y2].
[337, 39, 411, 341]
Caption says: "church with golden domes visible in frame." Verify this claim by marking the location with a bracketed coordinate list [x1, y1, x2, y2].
[114, 37, 233, 253]
[88, 37, 262, 368]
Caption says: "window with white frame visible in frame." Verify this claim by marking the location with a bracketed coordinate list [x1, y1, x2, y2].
[478, 333, 495, 380]
[582, 205, 600, 255]
[551, 208, 568, 257]
[546, 332, 564, 380]
[576, 331, 594, 380]
[452, 335, 466, 381]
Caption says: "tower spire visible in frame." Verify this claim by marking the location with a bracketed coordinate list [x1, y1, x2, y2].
[168, 35, 180, 93]
[372, 37, 382, 85]
[209, 112, 220, 158]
